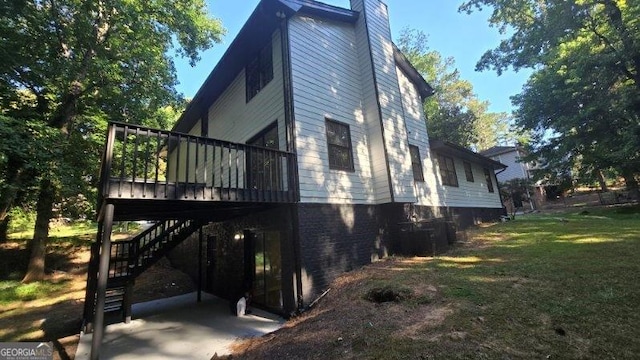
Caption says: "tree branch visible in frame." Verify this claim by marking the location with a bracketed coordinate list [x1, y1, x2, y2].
[585, 12, 637, 82]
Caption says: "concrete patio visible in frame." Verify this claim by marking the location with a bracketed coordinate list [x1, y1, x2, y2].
[75, 292, 284, 360]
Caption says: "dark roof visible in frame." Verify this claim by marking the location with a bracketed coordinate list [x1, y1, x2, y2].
[430, 140, 507, 170]
[174, 0, 359, 133]
[393, 44, 435, 100]
[479, 146, 518, 158]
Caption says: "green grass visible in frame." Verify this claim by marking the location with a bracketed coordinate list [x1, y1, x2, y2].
[356, 205, 640, 359]
[0, 280, 70, 305]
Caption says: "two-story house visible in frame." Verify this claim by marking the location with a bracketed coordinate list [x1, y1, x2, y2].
[83, 0, 507, 340]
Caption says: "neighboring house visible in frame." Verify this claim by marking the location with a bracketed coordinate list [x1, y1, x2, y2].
[84, 0, 507, 345]
[481, 145, 544, 209]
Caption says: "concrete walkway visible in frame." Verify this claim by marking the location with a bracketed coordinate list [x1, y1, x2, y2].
[75, 292, 284, 360]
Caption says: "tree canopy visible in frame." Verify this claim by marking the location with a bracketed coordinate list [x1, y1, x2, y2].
[397, 29, 513, 150]
[0, 0, 224, 281]
[461, 0, 640, 194]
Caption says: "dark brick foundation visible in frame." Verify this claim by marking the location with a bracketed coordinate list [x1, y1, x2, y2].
[168, 202, 504, 313]
[296, 203, 387, 304]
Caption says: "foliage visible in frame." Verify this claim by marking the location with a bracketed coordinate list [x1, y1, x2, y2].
[499, 178, 532, 218]
[6, 208, 37, 234]
[397, 29, 514, 150]
[0, 0, 224, 281]
[460, 0, 640, 194]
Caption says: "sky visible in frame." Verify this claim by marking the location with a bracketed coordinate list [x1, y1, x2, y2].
[174, 0, 532, 115]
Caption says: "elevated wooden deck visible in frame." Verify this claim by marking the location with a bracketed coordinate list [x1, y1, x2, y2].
[97, 122, 298, 221]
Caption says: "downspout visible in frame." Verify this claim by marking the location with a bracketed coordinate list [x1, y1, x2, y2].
[280, 16, 304, 311]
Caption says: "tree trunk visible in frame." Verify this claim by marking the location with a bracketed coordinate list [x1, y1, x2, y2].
[0, 216, 9, 243]
[0, 158, 24, 222]
[22, 179, 55, 283]
[596, 169, 608, 192]
[622, 171, 639, 200]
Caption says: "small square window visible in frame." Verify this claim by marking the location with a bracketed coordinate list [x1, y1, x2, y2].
[437, 154, 458, 187]
[409, 145, 424, 182]
[484, 168, 495, 193]
[325, 119, 354, 171]
[463, 161, 474, 182]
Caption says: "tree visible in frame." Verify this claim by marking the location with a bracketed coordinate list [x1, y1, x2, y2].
[397, 29, 512, 150]
[500, 178, 533, 219]
[0, 0, 224, 282]
[460, 0, 640, 198]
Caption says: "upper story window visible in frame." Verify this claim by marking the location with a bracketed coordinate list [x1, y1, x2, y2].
[325, 119, 354, 171]
[246, 42, 273, 102]
[409, 145, 424, 182]
[484, 168, 495, 193]
[463, 161, 474, 182]
[437, 154, 458, 187]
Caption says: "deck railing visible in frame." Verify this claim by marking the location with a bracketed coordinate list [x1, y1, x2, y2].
[98, 122, 298, 203]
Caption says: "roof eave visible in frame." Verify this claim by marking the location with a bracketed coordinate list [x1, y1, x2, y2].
[392, 44, 435, 101]
[430, 139, 507, 170]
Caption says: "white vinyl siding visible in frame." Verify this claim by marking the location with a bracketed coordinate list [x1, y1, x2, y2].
[397, 66, 441, 206]
[352, 0, 391, 203]
[353, 0, 416, 203]
[289, 15, 376, 204]
[433, 159, 503, 208]
[174, 30, 285, 189]
[492, 150, 529, 183]
[205, 30, 285, 149]
[397, 66, 502, 209]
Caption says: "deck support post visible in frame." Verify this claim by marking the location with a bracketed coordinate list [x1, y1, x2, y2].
[90, 203, 115, 360]
[197, 226, 203, 302]
[123, 281, 133, 323]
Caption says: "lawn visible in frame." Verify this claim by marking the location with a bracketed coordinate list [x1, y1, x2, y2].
[233, 206, 640, 359]
[0, 220, 193, 360]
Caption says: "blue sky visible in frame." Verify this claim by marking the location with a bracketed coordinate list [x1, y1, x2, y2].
[174, 0, 531, 115]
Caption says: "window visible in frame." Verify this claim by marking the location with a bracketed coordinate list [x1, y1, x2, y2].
[247, 123, 281, 190]
[246, 42, 273, 102]
[463, 161, 474, 182]
[484, 168, 495, 193]
[409, 145, 424, 182]
[325, 119, 354, 171]
[437, 154, 458, 187]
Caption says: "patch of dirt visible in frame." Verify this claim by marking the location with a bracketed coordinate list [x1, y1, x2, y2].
[227, 257, 454, 360]
[0, 241, 195, 360]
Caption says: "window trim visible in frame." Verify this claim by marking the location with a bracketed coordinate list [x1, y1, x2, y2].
[409, 144, 424, 182]
[325, 118, 355, 172]
[484, 168, 495, 193]
[245, 42, 274, 103]
[437, 154, 458, 187]
[463, 161, 474, 182]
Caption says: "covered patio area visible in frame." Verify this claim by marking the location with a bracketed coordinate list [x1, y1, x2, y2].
[75, 292, 284, 359]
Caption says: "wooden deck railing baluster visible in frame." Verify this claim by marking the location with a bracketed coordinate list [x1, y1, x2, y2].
[98, 122, 298, 204]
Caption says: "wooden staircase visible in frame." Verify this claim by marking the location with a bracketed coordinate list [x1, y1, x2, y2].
[82, 219, 202, 332]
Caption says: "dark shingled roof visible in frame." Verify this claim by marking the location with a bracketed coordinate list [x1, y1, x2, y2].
[479, 146, 518, 158]
[431, 140, 507, 170]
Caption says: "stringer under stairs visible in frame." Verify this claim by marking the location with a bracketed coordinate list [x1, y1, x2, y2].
[82, 219, 202, 332]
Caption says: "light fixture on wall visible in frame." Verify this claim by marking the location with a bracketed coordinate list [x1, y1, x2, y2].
[275, 11, 286, 19]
